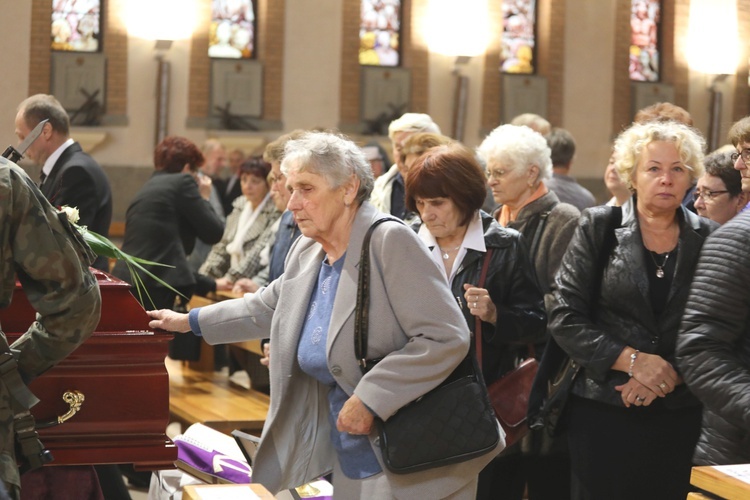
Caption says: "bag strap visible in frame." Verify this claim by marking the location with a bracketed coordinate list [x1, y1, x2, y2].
[592, 206, 622, 317]
[529, 211, 551, 262]
[473, 249, 493, 370]
[354, 217, 403, 372]
[0, 335, 51, 472]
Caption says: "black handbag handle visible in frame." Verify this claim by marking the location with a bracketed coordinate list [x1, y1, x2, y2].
[354, 217, 403, 372]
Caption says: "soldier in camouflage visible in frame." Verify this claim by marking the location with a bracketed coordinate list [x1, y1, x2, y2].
[0, 156, 101, 498]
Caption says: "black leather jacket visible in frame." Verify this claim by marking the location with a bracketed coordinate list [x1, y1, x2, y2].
[677, 211, 750, 465]
[550, 202, 717, 407]
[415, 211, 547, 384]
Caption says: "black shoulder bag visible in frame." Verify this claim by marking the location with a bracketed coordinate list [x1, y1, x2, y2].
[527, 206, 621, 437]
[354, 218, 500, 474]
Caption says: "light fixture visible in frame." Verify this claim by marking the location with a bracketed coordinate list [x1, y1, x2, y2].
[125, 0, 197, 42]
[425, 0, 490, 141]
[686, 0, 739, 151]
[125, 0, 198, 146]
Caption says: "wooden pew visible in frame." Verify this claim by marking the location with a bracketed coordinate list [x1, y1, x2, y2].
[167, 358, 269, 436]
[186, 292, 270, 393]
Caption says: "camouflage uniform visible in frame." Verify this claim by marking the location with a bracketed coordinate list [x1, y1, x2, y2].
[0, 157, 101, 498]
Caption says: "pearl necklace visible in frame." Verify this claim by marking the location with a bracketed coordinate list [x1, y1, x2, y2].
[438, 245, 461, 260]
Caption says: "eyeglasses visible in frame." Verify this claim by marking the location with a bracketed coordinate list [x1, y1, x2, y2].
[693, 189, 730, 201]
[730, 149, 750, 165]
[486, 169, 507, 180]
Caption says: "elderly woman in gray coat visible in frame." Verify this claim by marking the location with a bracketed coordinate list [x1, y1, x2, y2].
[148, 131, 503, 498]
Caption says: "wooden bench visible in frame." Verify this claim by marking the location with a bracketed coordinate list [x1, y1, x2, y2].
[185, 293, 270, 393]
[167, 358, 270, 436]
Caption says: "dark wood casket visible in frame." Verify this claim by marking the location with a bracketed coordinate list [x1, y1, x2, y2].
[0, 270, 176, 469]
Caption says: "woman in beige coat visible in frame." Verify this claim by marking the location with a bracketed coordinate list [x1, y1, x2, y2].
[149, 131, 503, 499]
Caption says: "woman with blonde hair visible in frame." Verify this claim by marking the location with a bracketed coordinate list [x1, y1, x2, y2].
[549, 120, 717, 499]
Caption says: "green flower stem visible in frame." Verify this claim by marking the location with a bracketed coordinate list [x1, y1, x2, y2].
[76, 224, 187, 309]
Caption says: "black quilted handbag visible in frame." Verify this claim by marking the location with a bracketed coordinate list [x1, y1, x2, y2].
[354, 218, 500, 474]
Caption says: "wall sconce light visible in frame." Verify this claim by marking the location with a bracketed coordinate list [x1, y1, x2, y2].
[425, 0, 490, 142]
[125, 0, 197, 146]
[686, 0, 739, 151]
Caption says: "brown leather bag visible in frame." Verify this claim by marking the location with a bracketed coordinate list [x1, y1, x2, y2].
[474, 249, 538, 448]
[486, 356, 538, 447]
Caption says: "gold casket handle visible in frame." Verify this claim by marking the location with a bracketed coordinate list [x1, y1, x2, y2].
[36, 390, 85, 429]
[57, 390, 85, 424]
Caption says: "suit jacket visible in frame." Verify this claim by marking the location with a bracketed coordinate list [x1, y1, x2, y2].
[194, 202, 504, 498]
[550, 203, 717, 407]
[112, 171, 224, 292]
[216, 175, 242, 216]
[40, 142, 113, 270]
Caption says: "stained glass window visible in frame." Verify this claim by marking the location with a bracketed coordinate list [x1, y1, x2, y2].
[629, 0, 660, 81]
[500, 0, 536, 74]
[209, 0, 256, 59]
[51, 0, 101, 52]
[360, 0, 401, 67]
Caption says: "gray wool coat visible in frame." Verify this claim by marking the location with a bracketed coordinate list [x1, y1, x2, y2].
[194, 201, 504, 498]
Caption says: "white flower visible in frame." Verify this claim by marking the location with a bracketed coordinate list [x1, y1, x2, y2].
[60, 205, 80, 225]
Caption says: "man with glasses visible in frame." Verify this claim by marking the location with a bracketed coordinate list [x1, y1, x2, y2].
[14, 94, 112, 271]
[729, 116, 750, 198]
[693, 150, 748, 225]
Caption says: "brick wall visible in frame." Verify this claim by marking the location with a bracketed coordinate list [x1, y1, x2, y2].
[611, 0, 632, 135]
[29, 0, 127, 117]
[406, 0, 429, 113]
[28, 1, 51, 96]
[339, 0, 361, 126]
[537, 0, 565, 127]
[105, 0, 127, 116]
[339, 0, 430, 128]
[188, 1, 212, 118]
[258, 0, 284, 121]
[480, 0, 565, 130]
[188, 0, 284, 122]
[480, 1, 504, 132]
[612, 0, 688, 135]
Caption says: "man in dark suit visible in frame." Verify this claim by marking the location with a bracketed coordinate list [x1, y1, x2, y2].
[15, 94, 113, 271]
[219, 148, 245, 216]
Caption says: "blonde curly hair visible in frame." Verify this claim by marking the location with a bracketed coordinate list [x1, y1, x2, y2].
[613, 121, 705, 192]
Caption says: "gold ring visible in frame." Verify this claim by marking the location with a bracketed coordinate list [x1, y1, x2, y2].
[659, 382, 667, 390]
[635, 396, 645, 403]
[473, 302, 477, 309]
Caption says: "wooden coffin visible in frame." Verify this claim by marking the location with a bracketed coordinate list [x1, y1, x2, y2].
[0, 270, 176, 469]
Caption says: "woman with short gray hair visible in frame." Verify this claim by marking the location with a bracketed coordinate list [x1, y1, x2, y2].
[478, 125, 579, 294]
[477, 124, 579, 499]
[148, 131, 503, 499]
